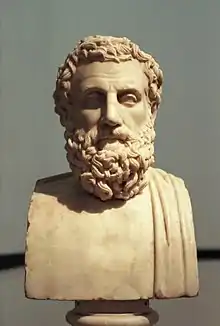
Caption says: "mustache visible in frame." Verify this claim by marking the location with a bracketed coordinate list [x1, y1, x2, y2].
[95, 134, 132, 143]
[95, 125, 137, 143]
[69, 126, 135, 141]
[65, 123, 145, 151]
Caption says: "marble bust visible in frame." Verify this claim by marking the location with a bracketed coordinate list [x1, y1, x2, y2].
[25, 36, 199, 302]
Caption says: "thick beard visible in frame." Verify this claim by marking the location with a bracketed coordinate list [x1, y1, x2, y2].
[65, 120, 155, 201]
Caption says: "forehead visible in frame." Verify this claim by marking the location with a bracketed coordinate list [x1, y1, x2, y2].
[74, 60, 147, 91]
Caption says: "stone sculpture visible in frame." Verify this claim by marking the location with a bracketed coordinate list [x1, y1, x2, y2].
[25, 35, 199, 325]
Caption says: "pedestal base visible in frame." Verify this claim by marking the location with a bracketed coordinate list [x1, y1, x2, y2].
[66, 300, 159, 326]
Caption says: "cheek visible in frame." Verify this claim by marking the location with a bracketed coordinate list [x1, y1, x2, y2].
[82, 108, 101, 128]
[128, 104, 149, 128]
[70, 108, 101, 130]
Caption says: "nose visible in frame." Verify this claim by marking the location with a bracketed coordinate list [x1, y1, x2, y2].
[102, 93, 122, 127]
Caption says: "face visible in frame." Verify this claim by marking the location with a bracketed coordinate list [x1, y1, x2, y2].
[70, 60, 151, 134]
[65, 60, 155, 201]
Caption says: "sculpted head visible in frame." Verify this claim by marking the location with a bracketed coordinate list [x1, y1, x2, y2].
[53, 35, 163, 201]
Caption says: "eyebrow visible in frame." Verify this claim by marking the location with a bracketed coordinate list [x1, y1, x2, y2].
[81, 85, 143, 96]
[79, 75, 143, 91]
[82, 86, 106, 94]
[117, 88, 142, 97]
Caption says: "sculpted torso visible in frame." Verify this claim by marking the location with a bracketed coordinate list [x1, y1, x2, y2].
[25, 35, 199, 301]
[26, 167, 198, 300]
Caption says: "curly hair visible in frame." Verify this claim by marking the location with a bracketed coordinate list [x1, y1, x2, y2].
[53, 35, 163, 130]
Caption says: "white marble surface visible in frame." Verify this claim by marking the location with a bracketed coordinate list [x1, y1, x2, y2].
[0, 262, 219, 326]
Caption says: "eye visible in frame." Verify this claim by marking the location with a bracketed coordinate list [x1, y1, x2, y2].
[86, 91, 103, 100]
[83, 90, 106, 108]
[117, 90, 140, 107]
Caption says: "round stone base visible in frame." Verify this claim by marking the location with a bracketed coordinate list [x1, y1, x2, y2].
[66, 300, 159, 326]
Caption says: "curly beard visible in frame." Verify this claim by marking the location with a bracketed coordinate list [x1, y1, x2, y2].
[65, 120, 156, 201]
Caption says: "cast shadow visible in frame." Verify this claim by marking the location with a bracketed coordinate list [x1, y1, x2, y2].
[34, 172, 126, 214]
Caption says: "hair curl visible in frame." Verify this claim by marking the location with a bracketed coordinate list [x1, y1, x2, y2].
[53, 35, 163, 129]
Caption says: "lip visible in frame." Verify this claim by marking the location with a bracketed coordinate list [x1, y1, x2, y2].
[98, 134, 131, 142]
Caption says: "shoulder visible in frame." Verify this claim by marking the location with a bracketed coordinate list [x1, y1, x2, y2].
[149, 167, 191, 201]
[28, 172, 91, 215]
[150, 167, 186, 186]
[28, 172, 76, 215]
[34, 172, 73, 195]
[148, 167, 194, 234]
